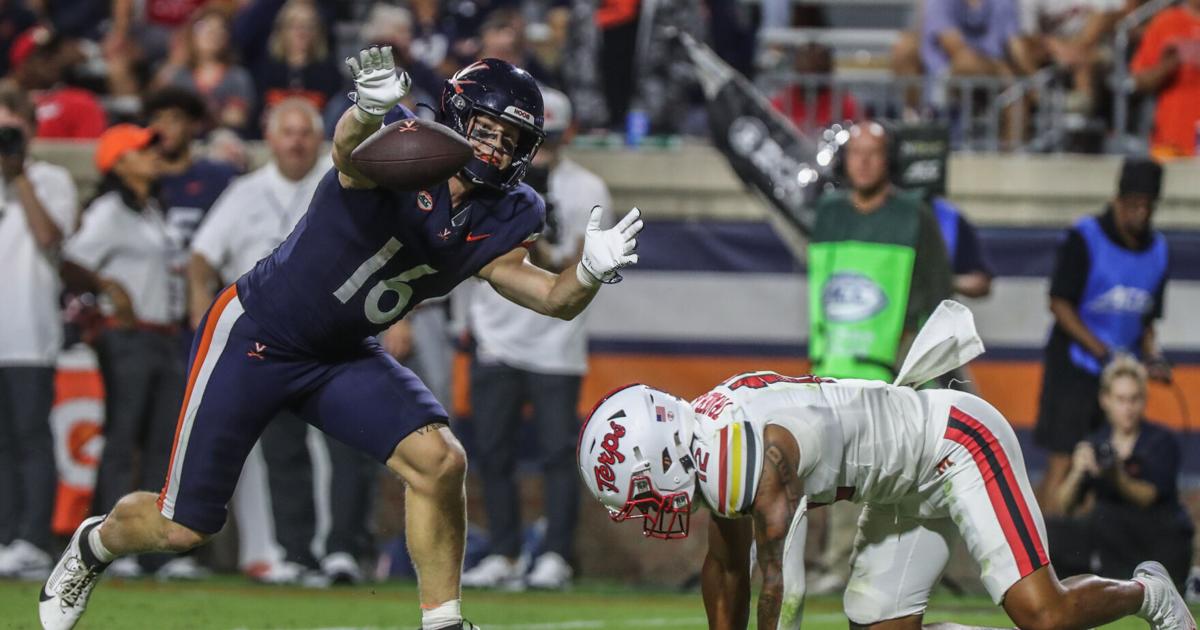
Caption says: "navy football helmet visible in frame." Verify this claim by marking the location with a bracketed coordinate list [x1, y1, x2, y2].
[439, 58, 545, 190]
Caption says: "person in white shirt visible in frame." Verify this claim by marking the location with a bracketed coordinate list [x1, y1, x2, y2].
[0, 84, 78, 579]
[60, 123, 179, 579]
[189, 97, 344, 585]
[462, 88, 611, 590]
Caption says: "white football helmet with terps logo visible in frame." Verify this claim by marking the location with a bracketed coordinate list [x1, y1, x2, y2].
[577, 384, 699, 539]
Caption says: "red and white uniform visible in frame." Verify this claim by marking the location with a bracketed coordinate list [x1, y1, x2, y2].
[690, 370, 1049, 624]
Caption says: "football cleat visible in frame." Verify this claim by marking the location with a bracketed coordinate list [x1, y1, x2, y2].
[39, 515, 109, 630]
[1134, 561, 1196, 630]
[424, 622, 480, 630]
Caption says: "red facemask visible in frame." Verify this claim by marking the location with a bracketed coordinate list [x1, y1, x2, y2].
[609, 473, 691, 539]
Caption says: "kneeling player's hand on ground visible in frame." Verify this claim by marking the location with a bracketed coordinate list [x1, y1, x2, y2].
[577, 206, 643, 288]
[346, 46, 411, 120]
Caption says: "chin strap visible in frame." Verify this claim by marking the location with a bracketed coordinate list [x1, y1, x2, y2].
[776, 495, 808, 630]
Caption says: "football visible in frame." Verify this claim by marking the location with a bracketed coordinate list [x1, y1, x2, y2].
[349, 118, 474, 190]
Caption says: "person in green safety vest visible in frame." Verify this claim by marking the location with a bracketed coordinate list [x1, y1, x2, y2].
[806, 120, 954, 596]
[809, 120, 953, 382]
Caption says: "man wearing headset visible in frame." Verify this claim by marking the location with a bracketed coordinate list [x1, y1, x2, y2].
[806, 119, 953, 594]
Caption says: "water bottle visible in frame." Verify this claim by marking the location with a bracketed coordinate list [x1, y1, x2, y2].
[625, 107, 649, 148]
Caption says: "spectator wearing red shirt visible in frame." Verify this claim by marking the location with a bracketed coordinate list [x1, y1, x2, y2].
[1131, 0, 1200, 159]
[771, 43, 860, 132]
[10, 27, 106, 139]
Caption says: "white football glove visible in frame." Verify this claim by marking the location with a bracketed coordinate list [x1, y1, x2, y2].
[576, 206, 643, 288]
[345, 46, 411, 122]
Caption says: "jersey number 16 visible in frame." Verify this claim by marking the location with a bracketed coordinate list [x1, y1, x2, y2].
[334, 237, 437, 324]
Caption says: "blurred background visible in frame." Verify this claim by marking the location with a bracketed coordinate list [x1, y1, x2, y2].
[0, 0, 1197, 605]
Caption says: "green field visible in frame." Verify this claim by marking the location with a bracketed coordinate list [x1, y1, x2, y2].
[0, 577, 1190, 629]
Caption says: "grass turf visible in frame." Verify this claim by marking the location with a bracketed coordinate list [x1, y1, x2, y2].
[0, 577, 1189, 629]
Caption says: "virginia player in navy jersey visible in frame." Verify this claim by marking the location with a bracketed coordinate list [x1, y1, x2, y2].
[41, 46, 643, 630]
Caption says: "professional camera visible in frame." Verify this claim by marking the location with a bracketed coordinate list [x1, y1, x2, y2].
[1094, 441, 1118, 474]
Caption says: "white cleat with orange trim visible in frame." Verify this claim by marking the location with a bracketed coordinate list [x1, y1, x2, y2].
[39, 516, 109, 630]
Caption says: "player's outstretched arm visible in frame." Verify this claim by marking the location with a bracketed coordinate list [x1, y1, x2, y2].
[753, 425, 807, 630]
[333, 45, 411, 189]
[477, 206, 642, 319]
[702, 516, 754, 630]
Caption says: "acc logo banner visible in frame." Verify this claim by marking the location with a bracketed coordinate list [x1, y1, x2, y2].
[822, 272, 888, 322]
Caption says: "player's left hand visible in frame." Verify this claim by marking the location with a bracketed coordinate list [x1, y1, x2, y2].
[576, 206, 642, 288]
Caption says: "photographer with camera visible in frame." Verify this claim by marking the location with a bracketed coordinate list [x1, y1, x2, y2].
[0, 84, 78, 578]
[1052, 356, 1193, 589]
[462, 87, 611, 591]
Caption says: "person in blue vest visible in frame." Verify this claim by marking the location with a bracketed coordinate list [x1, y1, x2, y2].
[1034, 158, 1172, 516]
[931, 197, 994, 299]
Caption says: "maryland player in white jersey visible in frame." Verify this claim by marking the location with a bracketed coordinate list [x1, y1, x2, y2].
[578, 302, 1194, 630]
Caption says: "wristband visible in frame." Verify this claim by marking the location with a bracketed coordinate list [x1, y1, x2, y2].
[352, 105, 384, 125]
[575, 261, 600, 289]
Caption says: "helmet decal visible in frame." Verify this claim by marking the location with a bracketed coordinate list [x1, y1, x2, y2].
[505, 105, 535, 125]
[592, 411, 627, 495]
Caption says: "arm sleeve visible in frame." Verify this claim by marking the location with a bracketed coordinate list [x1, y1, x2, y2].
[1048, 229, 1090, 305]
[907, 207, 954, 329]
[61, 204, 114, 271]
[33, 165, 79, 235]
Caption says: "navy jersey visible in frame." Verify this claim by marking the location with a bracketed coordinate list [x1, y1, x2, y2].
[237, 168, 545, 355]
[161, 158, 241, 249]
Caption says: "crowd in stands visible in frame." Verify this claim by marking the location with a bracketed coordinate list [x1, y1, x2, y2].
[0, 0, 1195, 596]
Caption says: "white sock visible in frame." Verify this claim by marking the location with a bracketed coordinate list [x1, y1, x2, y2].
[1133, 576, 1156, 619]
[421, 599, 462, 629]
[87, 526, 116, 564]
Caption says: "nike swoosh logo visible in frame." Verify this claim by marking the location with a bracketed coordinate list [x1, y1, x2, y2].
[465, 233, 492, 242]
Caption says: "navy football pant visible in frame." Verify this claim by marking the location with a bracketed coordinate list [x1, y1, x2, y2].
[158, 286, 447, 535]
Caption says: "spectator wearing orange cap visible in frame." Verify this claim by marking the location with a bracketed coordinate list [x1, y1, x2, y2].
[10, 26, 106, 139]
[60, 123, 186, 578]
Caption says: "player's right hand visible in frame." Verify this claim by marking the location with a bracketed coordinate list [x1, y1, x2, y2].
[346, 46, 411, 119]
